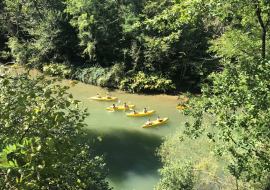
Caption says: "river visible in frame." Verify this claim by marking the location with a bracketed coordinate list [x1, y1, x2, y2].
[67, 81, 188, 190]
[22, 69, 188, 190]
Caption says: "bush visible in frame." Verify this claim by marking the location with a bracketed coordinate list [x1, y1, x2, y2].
[69, 63, 126, 88]
[68, 64, 175, 93]
[120, 71, 175, 92]
[43, 62, 71, 77]
[0, 66, 111, 189]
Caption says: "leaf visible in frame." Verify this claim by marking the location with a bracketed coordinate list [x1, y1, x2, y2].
[73, 80, 79, 84]
[8, 91, 16, 95]
[3, 79, 9, 86]
[9, 161, 15, 167]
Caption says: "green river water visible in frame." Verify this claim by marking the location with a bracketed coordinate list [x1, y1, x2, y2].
[67, 81, 187, 190]
[19, 69, 188, 190]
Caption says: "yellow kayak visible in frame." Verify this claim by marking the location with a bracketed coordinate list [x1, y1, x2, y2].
[106, 105, 135, 111]
[90, 97, 118, 101]
[177, 105, 188, 109]
[142, 117, 169, 128]
[126, 110, 156, 117]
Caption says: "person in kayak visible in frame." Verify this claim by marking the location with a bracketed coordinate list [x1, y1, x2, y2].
[145, 119, 152, 125]
[133, 110, 138, 114]
[97, 94, 101, 98]
[143, 108, 147, 113]
[106, 93, 111, 99]
[110, 104, 117, 109]
[123, 102, 129, 107]
[157, 117, 163, 122]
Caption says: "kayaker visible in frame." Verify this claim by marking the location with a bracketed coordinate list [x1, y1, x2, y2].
[133, 110, 138, 114]
[157, 117, 163, 122]
[106, 93, 111, 99]
[145, 119, 152, 125]
[97, 94, 101, 98]
[143, 108, 147, 113]
[123, 102, 129, 107]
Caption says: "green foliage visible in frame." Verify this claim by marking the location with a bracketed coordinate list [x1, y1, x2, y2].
[69, 63, 126, 88]
[0, 66, 111, 189]
[208, 0, 270, 59]
[0, 0, 82, 67]
[182, 57, 270, 183]
[7, 37, 30, 65]
[134, 0, 219, 87]
[69, 66, 107, 85]
[0, 20, 10, 62]
[68, 63, 176, 92]
[155, 130, 221, 189]
[120, 71, 175, 92]
[156, 129, 270, 189]
[177, 0, 270, 183]
[0, 0, 221, 93]
[140, 0, 174, 19]
[65, 0, 123, 65]
[155, 160, 195, 190]
[43, 62, 71, 77]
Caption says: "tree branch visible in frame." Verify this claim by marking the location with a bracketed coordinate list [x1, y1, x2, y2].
[2, 170, 14, 189]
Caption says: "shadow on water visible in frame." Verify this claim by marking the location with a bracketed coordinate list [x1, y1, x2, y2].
[83, 128, 163, 183]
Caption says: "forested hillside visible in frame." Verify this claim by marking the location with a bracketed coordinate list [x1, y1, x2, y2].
[0, 0, 219, 93]
[154, 0, 270, 189]
[1, 0, 270, 189]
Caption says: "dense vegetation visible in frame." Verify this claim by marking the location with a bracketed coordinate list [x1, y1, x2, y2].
[0, 0, 219, 92]
[154, 0, 270, 189]
[1, 0, 270, 189]
[0, 66, 111, 189]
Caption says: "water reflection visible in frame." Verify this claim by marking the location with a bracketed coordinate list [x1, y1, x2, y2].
[85, 128, 163, 182]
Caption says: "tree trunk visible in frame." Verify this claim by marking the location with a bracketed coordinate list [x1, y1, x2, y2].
[262, 29, 266, 59]
[254, 0, 266, 59]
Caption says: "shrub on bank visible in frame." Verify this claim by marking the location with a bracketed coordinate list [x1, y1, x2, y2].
[43, 63, 71, 76]
[68, 64, 175, 93]
[120, 71, 175, 93]
[68, 63, 125, 87]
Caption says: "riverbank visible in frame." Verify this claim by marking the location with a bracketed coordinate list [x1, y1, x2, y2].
[9, 65, 201, 105]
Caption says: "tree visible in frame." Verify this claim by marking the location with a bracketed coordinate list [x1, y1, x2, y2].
[179, 0, 270, 183]
[149, 0, 270, 187]
[155, 128, 270, 189]
[182, 58, 270, 185]
[208, 0, 270, 59]
[65, 0, 124, 66]
[0, 66, 111, 189]
[134, 0, 219, 89]
[0, 0, 82, 68]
